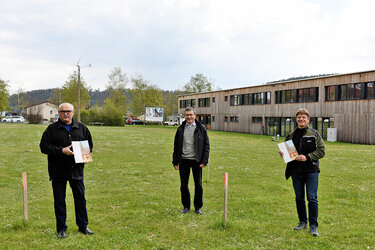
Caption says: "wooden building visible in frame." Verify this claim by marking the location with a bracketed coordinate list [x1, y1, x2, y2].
[178, 70, 375, 144]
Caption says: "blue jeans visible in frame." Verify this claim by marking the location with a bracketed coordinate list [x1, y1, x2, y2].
[291, 170, 319, 228]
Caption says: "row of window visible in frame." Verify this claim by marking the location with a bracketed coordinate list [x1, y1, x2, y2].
[180, 99, 196, 108]
[275, 87, 318, 104]
[180, 81, 375, 108]
[230, 92, 271, 106]
[326, 82, 375, 101]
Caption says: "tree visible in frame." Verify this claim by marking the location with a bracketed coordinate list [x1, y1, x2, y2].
[61, 71, 90, 111]
[129, 74, 164, 116]
[183, 74, 214, 93]
[105, 67, 128, 114]
[0, 79, 10, 113]
[163, 90, 185, 118]
[49, 88, 62, 105]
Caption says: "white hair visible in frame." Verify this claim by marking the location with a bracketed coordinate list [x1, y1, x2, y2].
[58, 103, 74, 111]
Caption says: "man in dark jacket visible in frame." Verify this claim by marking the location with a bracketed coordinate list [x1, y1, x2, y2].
[173, 107, 210, 215]
[40, 103, 94, 238]
[280, 108, 325, 237]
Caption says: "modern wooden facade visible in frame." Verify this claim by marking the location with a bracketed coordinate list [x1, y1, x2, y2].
[178, 70, 375, 144]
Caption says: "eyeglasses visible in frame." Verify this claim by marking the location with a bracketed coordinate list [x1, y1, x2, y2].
[59, 110, 73, 114]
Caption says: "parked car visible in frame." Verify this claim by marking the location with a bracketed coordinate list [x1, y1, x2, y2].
[163, 120, 179, 126]
[1, 115, 26, 123]
[126, 117, 145, 125]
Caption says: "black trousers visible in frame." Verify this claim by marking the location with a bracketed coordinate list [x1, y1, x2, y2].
[179, 159, 203, 210]
[52, 179, 88, 232]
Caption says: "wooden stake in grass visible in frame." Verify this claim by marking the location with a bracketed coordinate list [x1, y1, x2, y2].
[224, 172, 228, 223]
[206, 163, 209, 183]
[22, 172, 28, 221]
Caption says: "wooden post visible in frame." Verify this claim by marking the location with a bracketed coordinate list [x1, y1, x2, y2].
[224, 172, 228, 223]
[206, 163, 209, 183]
[22, 172, 28, 221]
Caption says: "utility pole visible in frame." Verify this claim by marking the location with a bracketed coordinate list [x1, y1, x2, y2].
[77, 64, 81, 122]
[75, 59, 91, 122]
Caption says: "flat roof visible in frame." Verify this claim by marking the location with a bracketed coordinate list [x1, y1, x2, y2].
[178, 69, 375, 97]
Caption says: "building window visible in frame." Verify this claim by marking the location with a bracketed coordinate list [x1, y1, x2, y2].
[230, 92, 271, 106]
[212, 116, 215, 122]
[230, 116, 239, 122]
[326, 86, 336, 101]
[277, 87, 317, 103]
[198, 98, 210, 107]
[266, 92, 271, 104]
[367, 82, 374, 99]
[212, 97, 215, 103]
[252, 117, 262, 123]
[347, 84, 355, 99]
[180, 99, 196, 108]
[354, 83, 361, 99]
[224, 116, 228, 122]
[224, 96, 228, 101]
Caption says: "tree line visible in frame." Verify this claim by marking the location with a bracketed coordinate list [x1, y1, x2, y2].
[0, 68, 217, 125]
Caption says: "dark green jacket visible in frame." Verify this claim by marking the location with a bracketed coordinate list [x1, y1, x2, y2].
[285, 126, 325, 179]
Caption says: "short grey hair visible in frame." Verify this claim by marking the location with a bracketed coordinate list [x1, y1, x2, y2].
[184, 107, 196, 114]
[58, 103, 74, 111]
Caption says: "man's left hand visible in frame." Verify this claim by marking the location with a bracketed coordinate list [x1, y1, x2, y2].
[295, 154, 307, 161]
[199, 164, 206, 168]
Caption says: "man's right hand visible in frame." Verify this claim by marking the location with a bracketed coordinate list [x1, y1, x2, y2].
[174, 165, 179, 170]
[62, 145, 74, 155]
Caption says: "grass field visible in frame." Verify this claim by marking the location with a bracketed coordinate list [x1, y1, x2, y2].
[0, 123, 375, 249]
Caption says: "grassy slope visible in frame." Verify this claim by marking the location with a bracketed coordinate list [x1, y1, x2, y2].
[0, 124, 374, 249]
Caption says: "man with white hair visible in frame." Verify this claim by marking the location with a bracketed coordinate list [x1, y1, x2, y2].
[40, 103, 94, 238]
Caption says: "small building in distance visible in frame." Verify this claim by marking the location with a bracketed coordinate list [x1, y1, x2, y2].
[178, 69, 375, 145]
[26, 101, 58, 123]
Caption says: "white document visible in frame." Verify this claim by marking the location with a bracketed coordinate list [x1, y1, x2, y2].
[72, 140, 92, 163]
[278, 140, 298, 163]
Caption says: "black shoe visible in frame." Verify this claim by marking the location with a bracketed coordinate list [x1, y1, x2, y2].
[195, 208, 203, 215]
[293, 221, 307, 230]
[57, 231, 66, 238]
[310, 227, 319, 237]
[78, 227, 94, 235]
[181, 208, 190, 213]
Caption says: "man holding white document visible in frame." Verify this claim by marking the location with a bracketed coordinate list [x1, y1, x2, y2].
[279, 108, 325, 237]
[40, 103, 94, 238]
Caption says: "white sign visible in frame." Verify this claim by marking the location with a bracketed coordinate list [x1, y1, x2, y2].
[145, 107, 164, 122]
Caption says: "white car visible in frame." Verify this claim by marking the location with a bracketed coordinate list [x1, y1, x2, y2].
[1, 116, 25, 123]
[163, 120, 179, 126]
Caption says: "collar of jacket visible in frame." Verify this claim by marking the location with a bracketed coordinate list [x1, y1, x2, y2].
[57, 118, 80, 129]
[181, 119, 201, 128]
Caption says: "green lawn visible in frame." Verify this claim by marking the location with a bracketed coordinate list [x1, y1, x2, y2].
[0, 123, 374, 249]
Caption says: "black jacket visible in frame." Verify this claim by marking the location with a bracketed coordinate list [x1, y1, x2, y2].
[285, 126, 325, 179]
[172, 120, 210, 166]
[40, 118, 93, 181]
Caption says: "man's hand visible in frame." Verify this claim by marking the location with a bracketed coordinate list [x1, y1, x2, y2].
[295, 154, 307, 161]
[62, 145, 74, 155]
[199, 164, 206, 168]
[279, 151, 284, 157]
[174, 165, 179, 170]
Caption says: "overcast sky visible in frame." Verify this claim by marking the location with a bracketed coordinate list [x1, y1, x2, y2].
[1, 0, 375, 94]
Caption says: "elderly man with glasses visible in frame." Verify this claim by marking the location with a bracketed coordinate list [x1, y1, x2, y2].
[40, 103, 94, 238]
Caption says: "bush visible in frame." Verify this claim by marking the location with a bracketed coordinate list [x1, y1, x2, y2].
[27, 113, 42, 124]
[81, 104, 124, 126]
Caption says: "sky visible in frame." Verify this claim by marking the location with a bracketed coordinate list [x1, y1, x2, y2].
[1, 0, 375, 94]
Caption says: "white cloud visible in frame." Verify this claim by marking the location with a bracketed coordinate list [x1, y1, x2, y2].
[1, 0, 375, 94]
